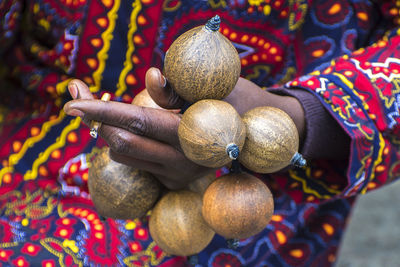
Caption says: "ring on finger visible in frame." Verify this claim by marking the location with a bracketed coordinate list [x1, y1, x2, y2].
[90, 92, 111, 138]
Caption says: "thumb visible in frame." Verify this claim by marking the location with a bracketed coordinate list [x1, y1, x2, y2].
[145, 67, 186, 109]
[68, 79, 95, 100]
[66, 79, 96, 126]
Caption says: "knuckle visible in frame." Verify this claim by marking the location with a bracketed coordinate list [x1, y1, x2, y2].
[108, 131, 130, 155]
[168, 92, 182, 108]
[127, 118, 146, 136]
[97, 101, 110, 118]
[126, 107, 149, 136]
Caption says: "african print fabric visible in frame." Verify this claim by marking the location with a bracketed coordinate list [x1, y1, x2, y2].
[0, 0, 400, 266]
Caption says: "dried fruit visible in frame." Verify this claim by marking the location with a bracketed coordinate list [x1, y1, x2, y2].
[187, 172, 217, 195]
[163, 15, 241, 102]
[131, 89, 161, 109]
[88, 147, 162, 220]
[178, 99, 246, 168]
[202, 172, 274, 239]
[149, 190, 215, 256]
[239, 106, 306, 173]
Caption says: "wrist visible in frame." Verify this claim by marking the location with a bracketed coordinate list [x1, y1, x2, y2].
[224, 78, 305, 144]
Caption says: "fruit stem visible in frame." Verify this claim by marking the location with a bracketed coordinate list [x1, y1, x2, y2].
[227, 238, 239, 249]
[205, 15, 221, 32]
[290, 152, 306, 168]
[230, 160, 241, 174]
[226, 143, 240, 160]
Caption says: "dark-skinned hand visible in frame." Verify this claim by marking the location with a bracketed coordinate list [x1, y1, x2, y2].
[63, 67, 305, 189]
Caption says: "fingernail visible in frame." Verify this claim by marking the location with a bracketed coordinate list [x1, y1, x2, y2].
[66, 108, 84, 117]
[158, 69, 167, 87]
[68, 83, 78, 99]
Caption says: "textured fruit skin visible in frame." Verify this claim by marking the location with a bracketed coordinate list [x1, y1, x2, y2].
[178, 100, 246, 168]
[131, 89, 161, 109]
[239, 106, 299, 173]
[187, 172, 217, 195]
[202, 172, 274, 239]
[163, 25, 241, 103]
[88, 147, 162, 220]
[149, 190, 215, 256]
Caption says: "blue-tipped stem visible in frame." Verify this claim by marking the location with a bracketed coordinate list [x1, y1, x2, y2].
[230, 160, 241, 174]
[290, 152, 306, 168]
[227, 238, 239, 249]
[226, 143, 239, 160]
[205, 15, 221, 32]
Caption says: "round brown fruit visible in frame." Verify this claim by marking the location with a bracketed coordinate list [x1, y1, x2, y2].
[178, 99, 246, 168]
[163, 15, 241, 103]
[131, 89, 162, 109]
[187, 172, 217, 195]
[202, 172, 274, 240]
[239, 106, 305, 173]
[88, 147, 162, 220]
[149, 190, 215, 256]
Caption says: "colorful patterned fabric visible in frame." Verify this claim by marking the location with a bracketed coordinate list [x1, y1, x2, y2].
[0, 0, 399, 266]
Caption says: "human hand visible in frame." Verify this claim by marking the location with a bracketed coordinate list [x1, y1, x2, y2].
[63, 76, 214, 190]
[64, 67, 306, 189]
[146, 67, 306, 144]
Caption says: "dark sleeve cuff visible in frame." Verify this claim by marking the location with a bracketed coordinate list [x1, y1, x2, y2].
[269, 87, 350, 160]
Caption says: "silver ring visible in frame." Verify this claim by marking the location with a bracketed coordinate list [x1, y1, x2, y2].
[90, 121, 101, 138]
[89, 93, 111, 139]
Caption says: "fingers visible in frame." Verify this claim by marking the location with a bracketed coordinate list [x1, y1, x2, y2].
[108, 139, 188, 190]
[145, 67, 186, 109]
[109, 150, 184, 189]
[66, 79, 96, 125]
[155, 174, 185, 190]
[99, 123, 182, 164]
[64, 79, 196, 191]
[64, 99, 180, 146]
[108, 149, 164, 175]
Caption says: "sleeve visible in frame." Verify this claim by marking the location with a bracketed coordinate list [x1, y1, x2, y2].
[268, 88, 351, 161]
[280, 27, 400, 201]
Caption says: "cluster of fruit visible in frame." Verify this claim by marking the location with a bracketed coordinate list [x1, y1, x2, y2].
[88, 15, 306, 259]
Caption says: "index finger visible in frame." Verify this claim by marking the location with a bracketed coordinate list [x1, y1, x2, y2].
[63, 99, 181, 147]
